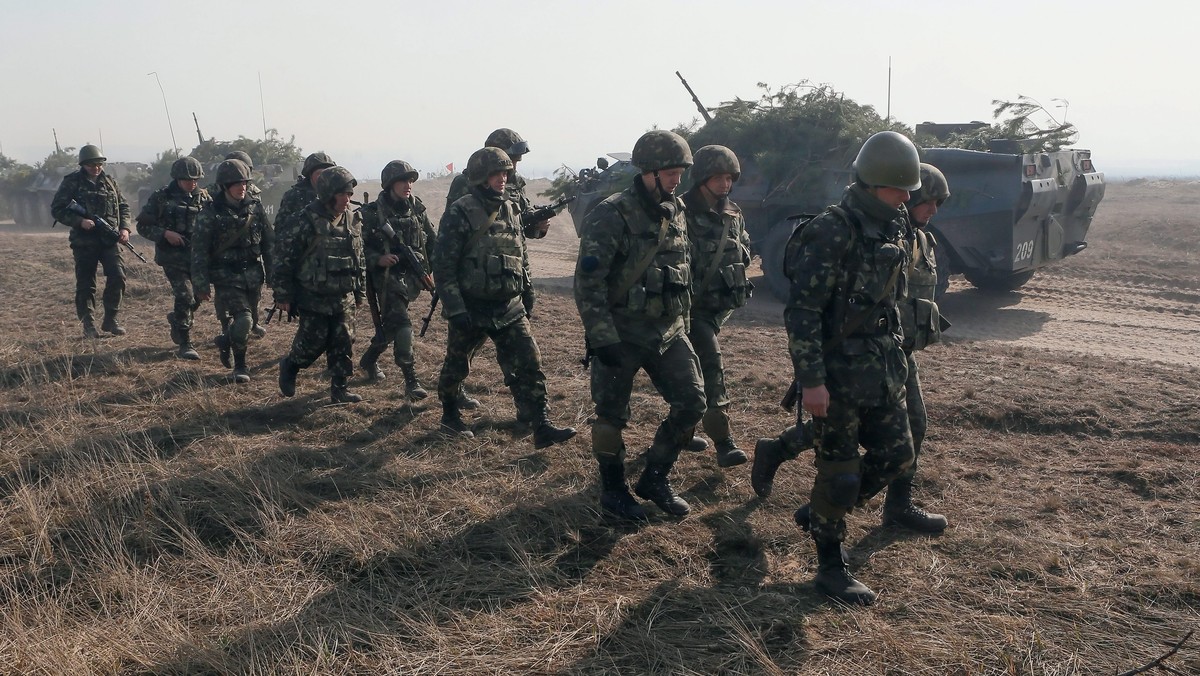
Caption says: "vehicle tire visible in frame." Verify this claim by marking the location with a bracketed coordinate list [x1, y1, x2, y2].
[962, 269, 1036, 293]
[760, 220, 794, 302]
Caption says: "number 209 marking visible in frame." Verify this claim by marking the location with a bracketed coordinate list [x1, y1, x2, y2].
[1015, 239, 1035, 263]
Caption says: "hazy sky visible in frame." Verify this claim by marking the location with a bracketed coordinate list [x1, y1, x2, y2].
[1, 0, 1191, 179]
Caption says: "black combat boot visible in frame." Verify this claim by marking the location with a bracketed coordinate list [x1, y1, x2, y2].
[330, 376, 362, 403]
[751, 437, 787, 499]
[215, 334, 232, 368]
[440, 401, 474, 439]
[250, 322, 267, 338]
[82, 318, 100, 339]
[101, 314, 126, 336]
[598, 462, 646, 522]
[634, 461, 690, 517]
[533, 418, 577, 449]
[812, 535, 877, 605]
[359, 344, 386, 382]
[232, 350, 251, 384]
[177, 329, 200, 361]
[714, 438, 748, 468]
[684, 436, 709, 452]
[401, 364, 428, 399]
[278, 357, 300, 397]
[882, 477, 947, 533]
[794, 503, 811, 531]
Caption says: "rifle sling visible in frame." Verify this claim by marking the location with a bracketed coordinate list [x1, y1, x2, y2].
[695, 213, 733, 296]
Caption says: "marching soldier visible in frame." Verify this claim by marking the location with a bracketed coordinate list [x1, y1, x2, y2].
[50, 144, 132, 338]
[136, 156, 211, 359]
[359, 160, 437, 398]
[192, 159, 273, 383]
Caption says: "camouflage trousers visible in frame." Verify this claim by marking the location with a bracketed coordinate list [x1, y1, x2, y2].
[72, 243, 125, 321]
[365, 286, 418, 369]
[687, 315, 731, 410]
[287, 306, 356, 381]
[161, 264, 198, 331]
[437, 316, 547, 423]
[808, 394, 915, 542]
[214, 283, 262, 352]
[588, 336, 706, 464]
[898, 351, 928, 482]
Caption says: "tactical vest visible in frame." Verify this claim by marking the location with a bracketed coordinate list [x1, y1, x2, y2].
[209, 198, 268, 271]
[145, 186, 207, 264]
[63, 172, 123, 244]
[455, 195, 526, 302]
[899, 227, 945, 351]
[609, 192, 692, 321]
[297, 207, 362, 297]
[687, 200, 751, 314]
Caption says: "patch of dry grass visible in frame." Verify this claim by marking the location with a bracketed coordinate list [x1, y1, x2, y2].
[0, 229, 1196, 674]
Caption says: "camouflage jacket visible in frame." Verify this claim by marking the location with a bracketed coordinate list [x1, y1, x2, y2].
[273, 201, 365, 314]
[574, 178, 692, 354]
[50, 170, 131, 247]
[434, 185, 531, 330]
[898, 223, 945, 352]
[682, 188, 753, 325]
[191, 192, 273, 295]
[274, 178, 316, 248]
[136, 182, 211, 267]
[361, 192, 436, 304]
[784, 183, 909, 405]
[445, 170, 544, 238]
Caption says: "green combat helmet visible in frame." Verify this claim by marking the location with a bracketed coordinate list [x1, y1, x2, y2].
[78, 144, 106, 164]
[690, 144, 741, 186]
[316, 166, 357, 201]
[853, 131, 922, 191]
[466, 147, 514, 185]
[485, 128, 530, 158]
[907, 162, 950, 208]
[301, 152, 336, 178]
[215, 159, 251, 187]
[224, 150, 254, 170]
[631, 130, 693, 172]
[381, 160, 420, 191]
[171, 156, 205, 180]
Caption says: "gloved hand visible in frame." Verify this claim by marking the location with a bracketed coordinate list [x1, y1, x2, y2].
[593, 343, 623, 368]
[522, 290, 536, 318]
[448, 313, 472, 332]
[657, 201, 678, 221]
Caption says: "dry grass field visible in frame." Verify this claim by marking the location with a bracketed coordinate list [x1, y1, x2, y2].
[0, 178, 1196, 674]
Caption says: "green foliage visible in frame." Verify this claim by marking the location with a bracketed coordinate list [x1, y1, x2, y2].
[916, 95, 1078, 153]
[128, 129, 305, 198]
[36, 148, 79, 173]
[0, 152, 34, 218]
[680, 82, 910, 199]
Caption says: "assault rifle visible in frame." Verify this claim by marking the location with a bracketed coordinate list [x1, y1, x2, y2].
[378, 220, 435, 295]
[418, 292, 439, 338]
[263, 303, 297, 324]
[521, 195, 577, 227]
[64, 200, 148, 263]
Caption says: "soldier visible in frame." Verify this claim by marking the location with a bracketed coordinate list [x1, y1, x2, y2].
[274, 166, 366, 404]
[750, 164, 953, 537]
[760, 131, 920, 605]
[50, 144, 132, 338]
[276, 151, 335, 239]
[358, 160, 437, 398]
[192, 159, 273, 384]
[135, 156, 211, 359]
[434, 147, 576, 449]
[884, 162, 952, 533]
[682, 145, 754, 468]
[208, 150, 268, 339]
[574, 130, 706, 520]
[445, 128, 554, 239]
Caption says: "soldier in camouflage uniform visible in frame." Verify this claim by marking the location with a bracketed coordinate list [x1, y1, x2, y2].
[574, 130, 706, 520]
[682, 145, 754, 468]
[434, 147, 576, 449]
[275, 152, 336, 245]
[883, 162, 952, 533]
[274, 166, 366, 404]
[50, 145, 132, 338]
[445, 128, 554, 239]
[207, 150, 268, 340]
[359, 160, 437, 398]
[135, 156, 211, 359]
[756, 131, 920, 605]
[192, 159, 273, 384]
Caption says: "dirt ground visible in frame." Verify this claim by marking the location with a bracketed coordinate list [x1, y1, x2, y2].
[0, 178, 1196, 673]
